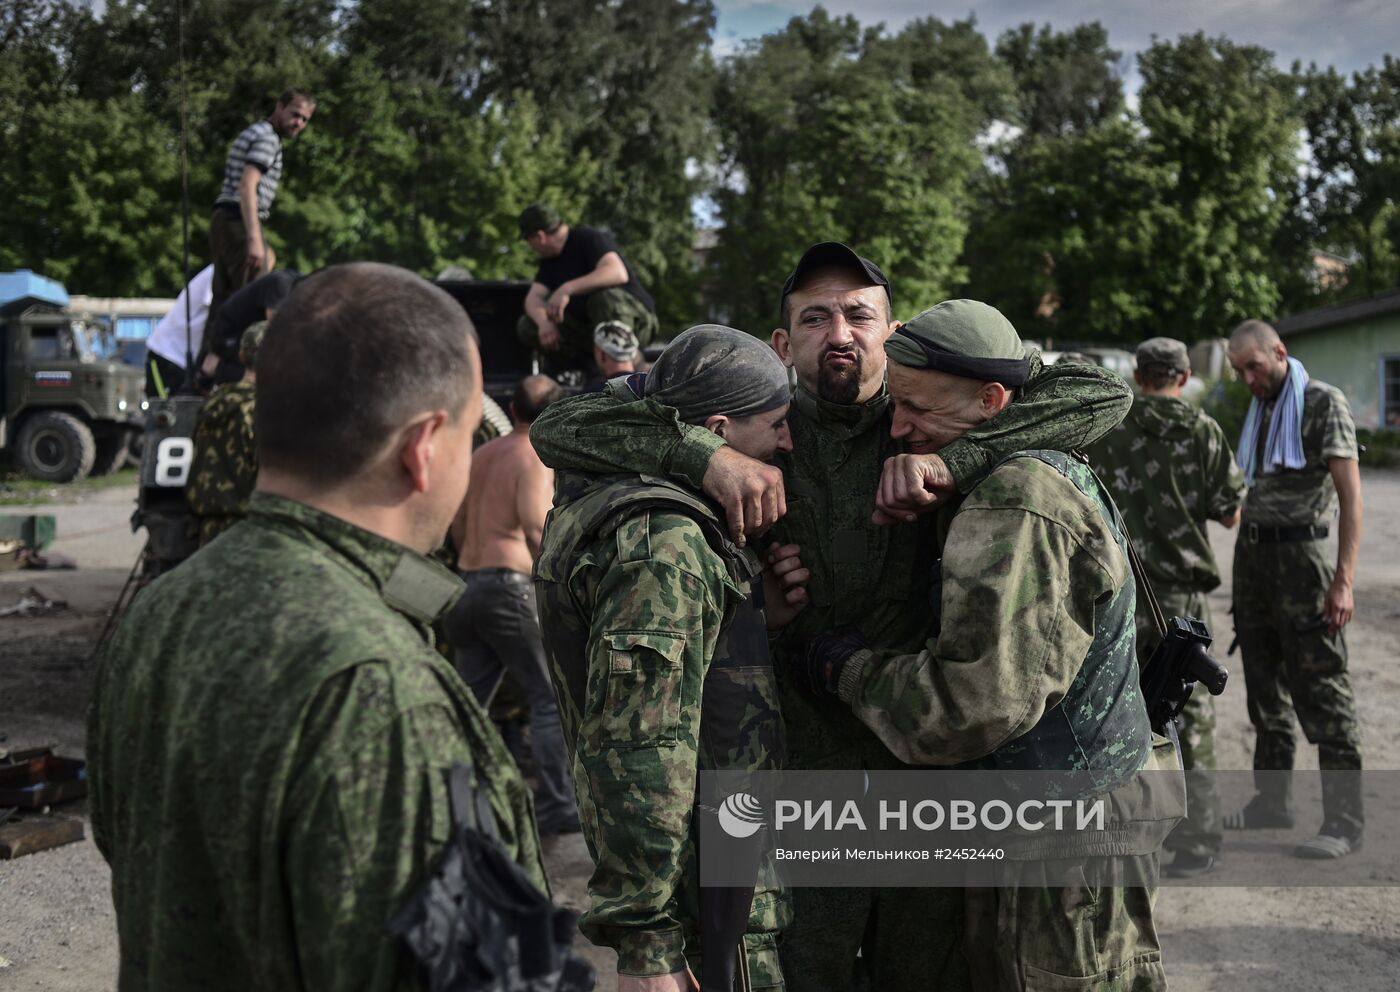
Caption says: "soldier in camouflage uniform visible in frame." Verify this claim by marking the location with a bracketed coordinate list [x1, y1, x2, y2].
[186, 320, 266, 546]
[802, 301, 1177, 991]
[1225, 320, 1364, 858]
[88, 264, 547, 991]
[1088, 337, 1245, 877]
[529, 244, 1134, 991]
[535, 325, 798, 991]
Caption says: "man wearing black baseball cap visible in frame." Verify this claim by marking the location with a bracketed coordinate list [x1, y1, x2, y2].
[527, 241, 1134, 990]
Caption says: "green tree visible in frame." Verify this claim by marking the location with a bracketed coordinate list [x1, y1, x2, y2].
[1135, 34, 1301, 339]
[996, 22, 1124, 141]
[709, 9, 1006, 331]
[1292, 59, 1400, 303]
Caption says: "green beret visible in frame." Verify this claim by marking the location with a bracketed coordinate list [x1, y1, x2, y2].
[885, 299, 1029, 386]
[518, 202, 562, 237]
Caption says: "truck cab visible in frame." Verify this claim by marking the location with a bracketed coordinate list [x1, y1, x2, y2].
[1, 273, 147, 482]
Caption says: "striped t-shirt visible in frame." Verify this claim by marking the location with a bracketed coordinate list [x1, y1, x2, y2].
[213, 120, 282, 220]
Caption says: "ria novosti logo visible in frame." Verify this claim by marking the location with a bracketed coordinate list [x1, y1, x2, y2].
[718, 793, 765, 838]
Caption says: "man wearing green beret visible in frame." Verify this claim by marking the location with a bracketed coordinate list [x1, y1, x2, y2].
[527, 244, 1134, 990]
[799, 300, 1175, 990]
[517, 202, 659, 372]
[187, 320, 268, 546]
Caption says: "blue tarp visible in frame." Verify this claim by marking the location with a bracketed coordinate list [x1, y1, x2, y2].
[0, 270, 69, 309]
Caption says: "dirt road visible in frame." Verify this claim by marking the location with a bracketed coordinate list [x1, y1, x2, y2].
[2, 474, 1399, 989]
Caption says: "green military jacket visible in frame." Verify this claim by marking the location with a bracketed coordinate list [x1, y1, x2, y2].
[88, 493, 546, 992]
[528, 360, 1134, 773]
[1242, 380, 1358, 527]
[838, 453, 1148, 781]
[186, 379, 258, 546]
[534, 473, 784, 978]
[1088, 393, 1245, 593]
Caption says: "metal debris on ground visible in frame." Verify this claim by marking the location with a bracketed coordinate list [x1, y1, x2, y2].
[0, 586, 68, 617]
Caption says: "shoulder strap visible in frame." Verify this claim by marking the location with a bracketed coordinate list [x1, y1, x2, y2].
[447, 759, 498, 840]
[1066, 451, 1168, 638]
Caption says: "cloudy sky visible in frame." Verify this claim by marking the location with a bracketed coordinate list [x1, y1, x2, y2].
[712, 0, 1398, 80]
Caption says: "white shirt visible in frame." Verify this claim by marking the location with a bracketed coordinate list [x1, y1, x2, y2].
[146, 265, 214, 367]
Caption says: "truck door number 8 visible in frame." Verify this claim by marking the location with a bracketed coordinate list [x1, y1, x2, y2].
[154, 437, 194, 487]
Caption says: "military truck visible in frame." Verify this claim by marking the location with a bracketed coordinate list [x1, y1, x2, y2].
[1, 272, 147, 483]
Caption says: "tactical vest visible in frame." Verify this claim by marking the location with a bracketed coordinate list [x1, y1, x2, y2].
[534, 474, 785, 773]
[960, 450, 1150, 794]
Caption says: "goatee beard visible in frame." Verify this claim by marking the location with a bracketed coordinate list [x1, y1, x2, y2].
[818, 353, 862, 404]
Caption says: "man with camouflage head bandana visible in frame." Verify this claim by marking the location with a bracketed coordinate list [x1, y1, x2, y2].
[534, 325, 803, 991]
[187, 320, 267, 546]
[1089, 337, 1245, 877]
[799, 300, 1176, 991]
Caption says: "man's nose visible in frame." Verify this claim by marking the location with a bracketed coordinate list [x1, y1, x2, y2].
[827, 315, 855, 347]
[889, 409, 911, 439]
[776, 424, 794, 453]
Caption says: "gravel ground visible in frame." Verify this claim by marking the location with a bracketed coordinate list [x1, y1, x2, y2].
[3, 472, 1400, 989]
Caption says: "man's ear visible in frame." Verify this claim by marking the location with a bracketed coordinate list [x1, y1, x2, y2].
[399, 411, 449, 495]
[979, 382, 1012, 418]
[771, 328, 794, 368]
[1178, 370, 1191, 388]
[703, 414, 729, 439]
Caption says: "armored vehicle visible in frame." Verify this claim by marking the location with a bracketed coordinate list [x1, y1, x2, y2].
[1, 273, 146, 483]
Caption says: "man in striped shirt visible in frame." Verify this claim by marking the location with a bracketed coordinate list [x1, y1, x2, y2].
[208, 87, 315, 332]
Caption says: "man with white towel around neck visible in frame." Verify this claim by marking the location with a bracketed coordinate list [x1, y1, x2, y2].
[1225, 318, 1364, 859]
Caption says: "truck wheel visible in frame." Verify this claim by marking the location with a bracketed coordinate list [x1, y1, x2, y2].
[15, 412, 98, 483]
[92, 432, 131, 477]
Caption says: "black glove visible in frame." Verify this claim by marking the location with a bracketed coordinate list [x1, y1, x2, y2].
[799, 625, 869, 697]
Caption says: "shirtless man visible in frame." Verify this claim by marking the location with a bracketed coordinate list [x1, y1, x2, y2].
[445, 374, 579, 834]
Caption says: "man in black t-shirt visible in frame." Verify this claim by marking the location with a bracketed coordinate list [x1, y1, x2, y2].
[198, 269, 300, 386]
[516, 203, 658, 371]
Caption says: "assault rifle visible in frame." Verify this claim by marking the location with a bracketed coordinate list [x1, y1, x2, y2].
[389, 761, 595, 992]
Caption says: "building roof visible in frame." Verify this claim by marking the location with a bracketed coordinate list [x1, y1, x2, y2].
[1275, 287, 1400, 337]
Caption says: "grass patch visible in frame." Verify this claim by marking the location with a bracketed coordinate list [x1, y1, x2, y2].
[0, 464, 139, 505]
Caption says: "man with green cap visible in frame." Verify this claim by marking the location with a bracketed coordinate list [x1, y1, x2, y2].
[517, 202, 658, 371]
[798, 299, 1175, 991]
[187, 320, 267, 546]
[534, 324, 802, 991]
[1089, 336, 1245, 878]
[528, 244, 1133, 990]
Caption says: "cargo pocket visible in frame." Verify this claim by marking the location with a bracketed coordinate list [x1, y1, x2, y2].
[601, 630, 687, 747]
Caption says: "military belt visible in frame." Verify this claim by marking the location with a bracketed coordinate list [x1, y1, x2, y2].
[1243, 522, 1328, 544]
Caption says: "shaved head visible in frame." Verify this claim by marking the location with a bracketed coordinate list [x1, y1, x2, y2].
[511, 374, 564, 424]
[1229, 319, 1282, 352]
[1227, 318, 1289, 399]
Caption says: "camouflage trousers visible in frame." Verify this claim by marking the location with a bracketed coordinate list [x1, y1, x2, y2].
[778, 885, 968, 992]
[1232, 535, 1363, 835]
[963, 857, 1165, 991]
[1135, 588, 1221, 858]
[515, 287, 657, 372]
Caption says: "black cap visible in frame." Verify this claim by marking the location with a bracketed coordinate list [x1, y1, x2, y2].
[779, 242, 892, 320]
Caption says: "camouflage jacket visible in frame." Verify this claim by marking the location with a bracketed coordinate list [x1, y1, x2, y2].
[528, 360, 1133, 771]
[186, 379, 258, 545]
[88, 493, 546, 992]
[1088, 394, 1245, 592]
[534, 472, 784, 977]
[1241, 380, 1358, 527]
[837, 451, 1151, 793]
